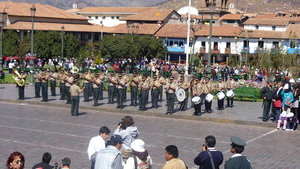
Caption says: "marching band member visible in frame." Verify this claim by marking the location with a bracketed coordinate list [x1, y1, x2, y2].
[226, 76, 236, 108]
[217, 78, 226, 110]
[98, 70, 105, 100]
[121, 71, 129, 102]
[17, 70, 27, 100]
[70, 80, 85, 116]
[41, 69, 49, 102]
[179, 76, 190, 111]
[116, 74, 126, 109]
[33, 69, 41, 98]
[158, 73, 165, 102]
[107, 72, 117, 104]
[193, 78, 203, 115]
[129, 71, 139, 106]
[202, 77, 214, 113]
[190, 75, 196, 108]
[49, 69, 58, 96]
[139, 76, 149, 111]
[166, 76, 177, 115]
[150, 75, 160, 109]
[83, 70, 92, 102]
[92, 73, 101, 106]
[59, 70, 67, 100]
[65, 72, 74, 104]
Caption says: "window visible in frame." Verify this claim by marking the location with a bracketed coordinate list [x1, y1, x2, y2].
[243, 40, 249, 47]
[102, 16, 106, 19]
[179, 41, 184, 46]
[227, 20, 235, 24]
[95, 16, 98, 19]
[226, 42, 231, 48]
[258, 41, 264, 48]
[111, 16, 115, 19]
[272, 26, 276, 30]
[213, 42, 218, 50]
[201, 41, 205, 47]
[116, 16, 120, 19]
[88, 16, 91, 19]
[290, 41, 296, 48]
[273, 42, 279, 48]
[255, 25, 259, 30]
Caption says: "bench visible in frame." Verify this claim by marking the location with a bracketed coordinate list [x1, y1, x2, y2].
[233, 87, 258, 102]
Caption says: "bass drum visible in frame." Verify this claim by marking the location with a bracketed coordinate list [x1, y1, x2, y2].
[192, 96, 201, 105]
[175, 87, 186, 102]
[217, 91, 225, 100]
[205, 93, 214, 102]
[226, 90, 235, 98]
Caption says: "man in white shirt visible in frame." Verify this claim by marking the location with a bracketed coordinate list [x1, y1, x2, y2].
[87, 126, 110, 169]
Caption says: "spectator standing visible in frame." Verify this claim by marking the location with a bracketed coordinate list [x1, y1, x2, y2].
[32, 152, 52, 169]
[114, 116, 139, 162]
[124, 139, 152, 169]
[8, 60, 14, 74]
[162, 145, 186, 169]
[224, 136, 252, 169]
[61, 157, 71, 169]
[6, 151, 25, 169]
[194, 135, 223, 169]
[87, 126, 110, 169]
[94, 134, 124, 169]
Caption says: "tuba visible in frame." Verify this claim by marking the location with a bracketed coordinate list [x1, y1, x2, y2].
[12, 68, 25, 87]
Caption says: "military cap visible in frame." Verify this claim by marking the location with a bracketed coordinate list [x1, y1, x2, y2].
[133, 71, 137, 74]
[20, 70, 25, 73]
[180, 76, 184, 79]
[169, 76, 174, 80]
[118, 74, 122, 77]
[94, 73, 99, 77]
[230, 136, 246, 147]
[153, 75, 157, 78]
[229, 75, 233, 78]
[85, 69, 88, 72]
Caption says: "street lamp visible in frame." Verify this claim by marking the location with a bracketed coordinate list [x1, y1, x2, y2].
[242, 30, 253, 65]
[61, 25, 65, 58]
[207, 0, 216, 74]
[29, 5, 36, 85]
[0, 18, 3, 70]
[100, 13, 103, 40]
[191, 24, 202, 74]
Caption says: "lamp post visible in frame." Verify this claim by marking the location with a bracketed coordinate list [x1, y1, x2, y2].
[100, 13, 103, 40]
[0, 19, 3, 70]
[185, 0, 192, 75]
[242, 30, 253, 65]
[29, 5, 36, 85]
[61, 25, 65, 58]
[207, 0, 216, 74]
[191, 24, 202, 74]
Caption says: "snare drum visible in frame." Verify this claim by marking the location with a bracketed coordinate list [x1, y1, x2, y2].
[205, 93, 214, 102]
[226, 90, 234, 98]
[175, 87, 186, 102]
[192, 96, 201, 105]
[217, 91, 225, 100]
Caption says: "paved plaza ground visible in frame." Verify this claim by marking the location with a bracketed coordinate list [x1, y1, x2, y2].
[0, 84, 299, 169]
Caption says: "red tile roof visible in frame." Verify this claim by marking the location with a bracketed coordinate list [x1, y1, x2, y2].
[243, 19, 289, 26]
[120, 9, 177, 21]
[4, 21, 112, 32]
[281, 24, 300, 39]
[219, 14, 244, 20]
[78, 7, 158, 13]
[0, 1, 88, 20]
[195, 25, 243, 37]
[107, 23, 162, 35]
[154, 24, 193, 38]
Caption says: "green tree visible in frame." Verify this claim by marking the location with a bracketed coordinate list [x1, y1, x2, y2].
[17, 36, 31, 68]
[3, 30, 19, 56]
[64, 33, 80, 58]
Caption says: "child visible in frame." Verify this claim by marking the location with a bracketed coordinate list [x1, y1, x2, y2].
[286, 115, 299, 131]
[273, 97, 282, 122]
[277, 111, 288, 130]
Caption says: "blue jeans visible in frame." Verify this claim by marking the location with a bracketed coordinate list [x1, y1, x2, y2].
[274, 107, 281, 122]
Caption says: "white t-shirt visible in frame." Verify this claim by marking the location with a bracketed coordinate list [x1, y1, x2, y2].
[87, 135, 106, 160]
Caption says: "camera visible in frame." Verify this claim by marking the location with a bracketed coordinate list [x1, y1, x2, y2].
[118, 122, 127, 130]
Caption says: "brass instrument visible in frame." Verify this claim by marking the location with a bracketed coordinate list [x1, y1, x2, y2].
[190, 79, 195, 88]
[12, 68, 25, 87]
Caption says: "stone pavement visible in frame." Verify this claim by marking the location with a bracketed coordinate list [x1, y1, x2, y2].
[0, 84, 277, 128]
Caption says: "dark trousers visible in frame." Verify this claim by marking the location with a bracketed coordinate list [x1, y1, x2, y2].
[50, 80, 56, 96]
[108, 86, 115, 103]
[262, 100, 272, 121]
[217, 98, 224, 109]
[167, 93, 175, 113]
[41, 82, 48, 101]
[123, 86, 127, 101]
[166, 92, 169, 104]
[71, 96, 79, 116]
[60, 83, 66, 99]
[140, 90, 148, 109]
[93, 88, 100, 105]
[131, 86, 138, 105]
[117, 88, 124, 107]
[146, 89, 149, 104]
[205, 100, 212, 111]
[83, 83, 90, 101]
[151, 89, 159, 107]
[66, 86, 71, 103]
[227, 96, 234, 106]
[194, 103, 201, 114]
[35, 82, 41, 97]
[158, 85, 163, 101]
[180, 90, 189, 110]
[89, 83, 93, 96]
[18, 85, 25, 99]
[98, 83, 103, 100]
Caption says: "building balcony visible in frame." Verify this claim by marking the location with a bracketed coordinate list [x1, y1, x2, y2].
[254, 47, 265, 53]
[241, 47, 250, 53]
[167, 46, 185, 53]
[287, 48, 300, 54]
